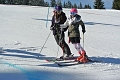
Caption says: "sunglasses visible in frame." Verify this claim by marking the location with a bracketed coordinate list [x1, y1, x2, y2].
[70, 12, 76, 16]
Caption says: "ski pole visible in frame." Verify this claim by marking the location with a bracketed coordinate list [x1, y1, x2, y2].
[38, 31, 51, 57]
[56, 45, 59, 58]
[46, 7, 50, 28]
[60, 28, 65, 57]
[38, 6, 50, 57]
[83, 33, 84, 49]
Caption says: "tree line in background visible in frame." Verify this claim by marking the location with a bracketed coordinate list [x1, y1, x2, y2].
[112, 0, 120, 10]
[0, 0, 120, 10]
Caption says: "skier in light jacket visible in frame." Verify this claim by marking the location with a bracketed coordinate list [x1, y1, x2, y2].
[60, 8, 89, 62]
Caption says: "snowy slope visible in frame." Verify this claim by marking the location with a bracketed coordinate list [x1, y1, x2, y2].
[0, 4, 120, 80]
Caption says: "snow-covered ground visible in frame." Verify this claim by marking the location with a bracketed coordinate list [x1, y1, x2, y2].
[0, 4, 120, 80]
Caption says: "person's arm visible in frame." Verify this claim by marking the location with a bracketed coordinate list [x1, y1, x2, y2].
[79, 20, 86, 33]
[60, 12, 67, 24]
[50, 16, 54, 30]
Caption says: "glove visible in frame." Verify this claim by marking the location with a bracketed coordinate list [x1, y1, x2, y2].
[55, 23, 60, 26]
[50, 26, 54, 30]
[82, 29, 86, 34]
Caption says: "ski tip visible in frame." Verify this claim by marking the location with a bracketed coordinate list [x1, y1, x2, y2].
[45, 60, 49, 62]
[45, 59, 56, 62]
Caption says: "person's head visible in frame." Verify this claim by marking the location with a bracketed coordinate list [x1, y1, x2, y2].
[55, 6, 62, 14]
[70, 8, 78, 16]
[53, 6, 57, 15]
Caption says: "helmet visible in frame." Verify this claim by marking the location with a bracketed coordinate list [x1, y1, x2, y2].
[55, 6, 62, 11]
[70, 8, 78, 13]
[70, 8, 78, 16]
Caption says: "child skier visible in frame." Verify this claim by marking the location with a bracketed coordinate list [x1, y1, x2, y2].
[60, 8, 89, 63]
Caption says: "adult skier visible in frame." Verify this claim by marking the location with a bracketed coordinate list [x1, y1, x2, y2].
[50, 6, 72, 59]
[60, 8, 89, 62]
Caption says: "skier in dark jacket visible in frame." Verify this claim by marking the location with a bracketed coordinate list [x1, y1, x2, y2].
[50, 6, 72, 59]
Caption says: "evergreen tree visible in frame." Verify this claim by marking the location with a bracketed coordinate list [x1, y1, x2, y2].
[28, 0, 44, 6]
[4, 0, 14, 4]
[28, 0, 32, 5]
[67, 0, 72, 8]
[44, 1, 49, 7]
[78, 2, 82, 9]
[0, 0, 5, 4]
[39, 0, 44, 6]
[50, 0, 56, 7]
[63, 1, 66, 8]
[112, 0, 120, 10]
[0, 0, 93, 9]
[84, 4, 91, 9]
[56, 0, 62, 6]
[23, 0, 29, 5]
[17, 0, 23, 5]
[84, 5, 87, 9]
[65, 2, 68, 8]
[72, 3, 77, 8]
[94, 0, 105, 9]
[24, 0, 28, 5]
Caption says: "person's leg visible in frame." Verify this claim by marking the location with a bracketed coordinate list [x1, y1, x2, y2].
[62, 40, 72, 56]
[69, 37, 89, 62]
[73, 43, 85, 55]
[74, 43, 87, 62]
[73, 43, 89, 62]
[54, 35, 60, 46]
[54, 35, 72, 58]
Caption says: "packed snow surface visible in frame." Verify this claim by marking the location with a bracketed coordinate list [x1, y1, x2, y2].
[0, 5, 120, 80]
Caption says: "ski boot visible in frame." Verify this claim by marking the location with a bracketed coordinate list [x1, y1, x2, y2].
[60, 54, 74, 60]
[76, 50, 89, 63]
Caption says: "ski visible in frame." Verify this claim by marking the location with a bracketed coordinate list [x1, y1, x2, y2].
[56, 59, 102, 67]
[56, 62, 80, 66]
[45, 58, 64, 62]
[45, 57, 102, 67]
[45, 56, 78, 62]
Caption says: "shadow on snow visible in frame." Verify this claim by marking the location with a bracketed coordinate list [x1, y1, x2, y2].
[3, 49, 44, 58]
[0, 47, 56, 60]
[85, 21, 120, 27]
[0, 48, 120, 67]
[39, 56, 120, 67]
[32, 18, 51, 21]
[32, 18, 120, 27]
[91, 56, 120, 64]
